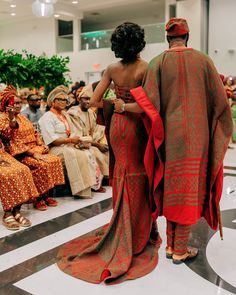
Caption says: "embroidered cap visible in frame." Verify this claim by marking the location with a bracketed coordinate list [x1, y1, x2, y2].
[166, 18, 189, 36]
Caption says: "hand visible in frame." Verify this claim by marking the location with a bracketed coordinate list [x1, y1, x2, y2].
[42, 145, 49, 153]
[70, 136, 81, 144]
[114, 99, 125, 113]
[33, 153, 49, 162]
[74, 141, 91, 149]
[6, 106, 16, 120]
[80, 141, 91, 149]
[98, 144, 109, 153]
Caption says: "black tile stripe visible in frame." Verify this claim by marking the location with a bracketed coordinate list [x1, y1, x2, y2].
[0, 284, 32, 295]
[0, 226, 103, 292]
[0, 198, 112, 256]
[188, 214, 236, 295]
[224, 166, 236, 171]
[224, 173, 236, 177]
[1, 174, 236, 294]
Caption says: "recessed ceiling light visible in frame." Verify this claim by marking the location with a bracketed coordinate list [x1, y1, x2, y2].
[11, 12, 16, 16]
[10, 4, 16, 8]
[72, 1, 78, 4]
[54, 14, 60, 18]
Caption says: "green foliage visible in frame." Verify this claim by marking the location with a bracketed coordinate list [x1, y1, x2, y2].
[0, 49, 71, 96]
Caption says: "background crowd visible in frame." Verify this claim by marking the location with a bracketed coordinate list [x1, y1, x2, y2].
[0, 81, 110, 230]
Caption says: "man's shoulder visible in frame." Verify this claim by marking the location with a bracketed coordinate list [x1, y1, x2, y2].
[21, 106, 30, 115]
[188, 48, 212, 62]
[148, 52, 165, 67]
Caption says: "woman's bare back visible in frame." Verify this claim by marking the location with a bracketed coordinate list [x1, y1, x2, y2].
[108, 59, 148, 89]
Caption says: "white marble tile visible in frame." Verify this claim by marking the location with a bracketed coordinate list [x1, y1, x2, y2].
[224, 144, 236, 167]
[14, 216, 235, 295]
[207, 228, 236, 288]
[0, 186, 112, 239]
[15, 241, 234, 295]
[0, 210, 112, 272]
[221, 177, 236, 211]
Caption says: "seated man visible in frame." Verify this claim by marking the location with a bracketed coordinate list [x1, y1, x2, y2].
[21, 94, 44, 131]
[39, 85, 104, 198]
[67, 84, 109, 188]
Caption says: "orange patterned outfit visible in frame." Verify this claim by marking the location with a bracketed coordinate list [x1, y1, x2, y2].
[0, 113, 65, 195]
[0, 149, 39, 211]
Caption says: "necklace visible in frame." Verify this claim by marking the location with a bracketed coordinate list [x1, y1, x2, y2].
[50, 107, 71, 136]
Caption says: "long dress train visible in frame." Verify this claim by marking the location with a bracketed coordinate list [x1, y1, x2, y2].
[57, 87, 161, 284]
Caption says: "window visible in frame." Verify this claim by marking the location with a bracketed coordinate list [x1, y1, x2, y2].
[56, 20, 73, 53]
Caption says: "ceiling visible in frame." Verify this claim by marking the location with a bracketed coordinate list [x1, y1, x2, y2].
[0, 0, 165, 28]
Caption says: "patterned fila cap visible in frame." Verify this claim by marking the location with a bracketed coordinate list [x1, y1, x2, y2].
[166, 18, 189, 36]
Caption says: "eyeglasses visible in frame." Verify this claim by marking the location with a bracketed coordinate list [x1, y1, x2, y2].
[29, 98, 42, 102]
[79, 96, 90, 100]
[55, 98, 68, 103]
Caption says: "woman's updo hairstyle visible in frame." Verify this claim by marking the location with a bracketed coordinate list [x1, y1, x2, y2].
[111, 22, 146, 62]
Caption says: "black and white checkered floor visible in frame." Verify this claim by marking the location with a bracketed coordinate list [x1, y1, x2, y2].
[1, 146, 236, 295]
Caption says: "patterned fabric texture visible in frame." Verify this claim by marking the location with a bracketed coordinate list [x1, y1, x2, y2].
[0, 113, 65, 195]
[132, 47, 233, 229]
[57, 87, 161, 284]
[0, 150, 39, 211]
[166, 220, 191, 255]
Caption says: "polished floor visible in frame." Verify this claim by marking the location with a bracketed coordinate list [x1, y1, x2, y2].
[0, 146, 236, 295]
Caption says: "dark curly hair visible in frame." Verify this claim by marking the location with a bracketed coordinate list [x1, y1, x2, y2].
[111, 22, 146, 63]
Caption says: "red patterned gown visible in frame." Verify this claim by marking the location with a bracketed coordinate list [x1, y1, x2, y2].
[57, 85, 161, 284]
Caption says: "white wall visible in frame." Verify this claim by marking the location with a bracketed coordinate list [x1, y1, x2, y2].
[209, 0, 236, 75]
[61, 42, 167, 83]
[1, 0, 235, 82]
[0, 15, 166, 83]
[176, 0, 202, 50]
[0, 18, 56, 56]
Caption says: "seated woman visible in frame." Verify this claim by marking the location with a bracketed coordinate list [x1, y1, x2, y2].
[67, 85, 109, 190]
[0, 138, 39, 230]
[0, 85, 65, 211]
[39, 85, 102, 198]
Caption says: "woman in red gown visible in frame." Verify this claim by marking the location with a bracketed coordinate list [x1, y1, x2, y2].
[57, 22, 161, 284]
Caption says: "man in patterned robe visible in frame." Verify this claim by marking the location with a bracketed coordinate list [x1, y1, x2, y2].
[131, 18, 233, 263]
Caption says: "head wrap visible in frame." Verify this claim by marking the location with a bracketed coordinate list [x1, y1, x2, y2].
[0, 85, 17, 112]
[0, 83, 7, 93]
[75, 86, 84, 98]
[166, 18, 189, 36]
[47, 85, 69, 107]
[78, 84, 93, 100]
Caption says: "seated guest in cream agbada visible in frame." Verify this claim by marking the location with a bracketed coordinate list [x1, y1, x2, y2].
[0, 85, 65, 211]
[0, 138, 39, 230]
[39, 85, 103, 198]
[67, 84, 109, 187]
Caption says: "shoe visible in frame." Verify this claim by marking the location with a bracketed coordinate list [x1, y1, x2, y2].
[2, 214, 20, 231]
[14, 212, 31, 227]
[45, 197, 58, 207]
[92, 186, 106, 193]
[149, 222, 159, 244]
[172, 247, 198, 264]
[34, 200, 48, 211]
[165, 246, 174, 259]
